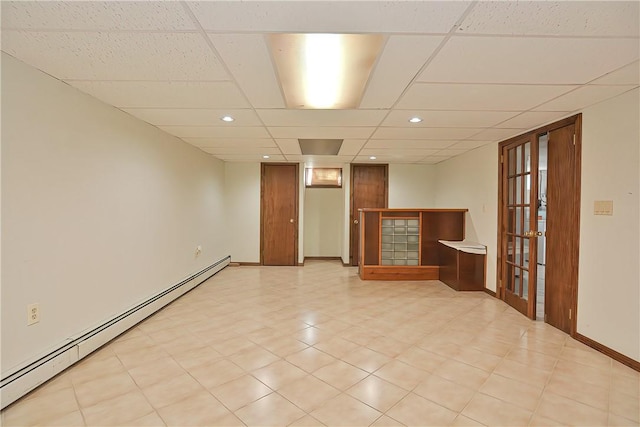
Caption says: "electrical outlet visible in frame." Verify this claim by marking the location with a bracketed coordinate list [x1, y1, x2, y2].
[27, 303, 40, 326]
[195, 245, 202, 257]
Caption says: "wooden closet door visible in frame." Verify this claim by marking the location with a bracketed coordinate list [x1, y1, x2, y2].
[350, 164, 388, 266]
[261, 163, 298, 266]
[545, 123, 579, 333]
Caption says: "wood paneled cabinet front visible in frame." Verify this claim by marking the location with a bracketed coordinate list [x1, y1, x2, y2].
[358, 208, 468, 282]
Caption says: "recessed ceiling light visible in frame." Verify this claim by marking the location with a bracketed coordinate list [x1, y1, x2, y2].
[408, 117, 423, 123]
[262, 155, 270, 159]
[220, 115, 234, 122]
[369, 156, 377, 160]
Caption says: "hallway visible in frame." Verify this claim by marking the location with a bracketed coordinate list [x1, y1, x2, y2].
[2, 260, 638, 426]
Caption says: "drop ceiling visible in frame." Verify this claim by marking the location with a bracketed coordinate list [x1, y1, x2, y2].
[1, 1, 638, 165]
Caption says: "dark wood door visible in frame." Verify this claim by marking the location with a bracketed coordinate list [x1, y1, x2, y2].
[545, 123, 578, 333]
[261, 163, 298, 266]
[350, 164, 388, 266]
[499, 135, 539, 318]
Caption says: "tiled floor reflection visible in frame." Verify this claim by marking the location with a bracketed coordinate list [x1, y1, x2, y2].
[2, 260, 638, 426]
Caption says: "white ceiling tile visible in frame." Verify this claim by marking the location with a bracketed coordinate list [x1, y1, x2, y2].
[467, 128, 527, 142]
[122, 109, 261, 127]
[433, 149, 469, 156]
[383, 110, 517, 128]
[2, 31, 228, 81]
[209, 34, 285, 108]
[590, 61, 640, 85]
[158, 126, 270, 139]
[214, 154, 286, 162]
[183, 138, 277, 148]
[68, 81, 249, 109]
[268, 127, 375, 139]
[200, 146, 281, 155]
[360, 148, 441, 157]
[353, 155, 421, 164]
[533, 85, 638, 112]
[418, 156, 453, 164]
[257, 109, 387, 127]
[371, 127, 484, 140]
[419, 37, 639, 85]
[495, 112, 571, 130]
[397, 83, 577, 111]
[275, 139, 302, 155]
[364, 140, 454, 150]
[338, 140, 368, 156]
[446, 140, 495, 150]
[458, 1, 639, 37]
[1, 1, 196, 31]
[188, 2, 470, 33]
[360, 35, 444, 108]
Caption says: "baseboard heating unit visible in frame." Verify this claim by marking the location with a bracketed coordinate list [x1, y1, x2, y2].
[0, 255, 230, 409]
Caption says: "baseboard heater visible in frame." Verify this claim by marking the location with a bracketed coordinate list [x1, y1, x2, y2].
[0, 255, 230, 409]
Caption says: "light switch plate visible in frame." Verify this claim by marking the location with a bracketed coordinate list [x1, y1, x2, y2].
[594, 200, 613, 215]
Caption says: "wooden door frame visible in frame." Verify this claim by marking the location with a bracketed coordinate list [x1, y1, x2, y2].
[496, 114, 581, 335]
[260, 163, 299, 266]
[349, 164, 389, 265]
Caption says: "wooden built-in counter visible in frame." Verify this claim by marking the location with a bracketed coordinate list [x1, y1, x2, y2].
[358, 209, 486, 290]
[358, 208, 484, 290]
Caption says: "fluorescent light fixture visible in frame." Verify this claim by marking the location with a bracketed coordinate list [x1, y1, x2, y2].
[220, 115, 234, 122]
[369, 156, 377, 160]
[262, 155, 270, 159]
[409, 117, 423, 123]
[269, 33, 384, 109]
[304, 34, 342, 108]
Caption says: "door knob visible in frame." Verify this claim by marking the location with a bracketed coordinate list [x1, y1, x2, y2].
[353, 219, 359, 224]
[536, 231, 543, 236]
[289, 219, 294, 223]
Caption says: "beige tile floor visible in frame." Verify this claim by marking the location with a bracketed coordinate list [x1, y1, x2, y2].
[2, 260, 639, 426]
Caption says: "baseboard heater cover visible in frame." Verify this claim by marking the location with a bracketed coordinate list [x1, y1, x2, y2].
[0, 256, 230, 409]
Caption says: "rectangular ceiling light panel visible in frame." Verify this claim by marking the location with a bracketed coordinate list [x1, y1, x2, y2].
[269, 34, 384, 109]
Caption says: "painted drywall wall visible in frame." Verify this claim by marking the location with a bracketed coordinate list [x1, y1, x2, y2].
[1, 54, 228, 373]
[389, 164, 437, 208]
[304, 188, 343, 257]
[224, 163, 261, 263]
[434, 144, 499, 291]
[342, 163, 351, 264]
[578, 88, 639, 361]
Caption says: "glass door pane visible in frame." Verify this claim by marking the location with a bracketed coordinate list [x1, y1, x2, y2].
[501, 137, 538, 318]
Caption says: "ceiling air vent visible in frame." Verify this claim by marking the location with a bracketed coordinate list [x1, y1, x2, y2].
[298, 139, 343, 155]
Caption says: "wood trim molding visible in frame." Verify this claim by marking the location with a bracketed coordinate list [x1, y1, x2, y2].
[574, 333, 640, 372]
[234, 262, 261, 266]
[484, 288, 497, 297]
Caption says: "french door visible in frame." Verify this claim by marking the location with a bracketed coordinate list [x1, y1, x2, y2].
[498, 115, 581, 328]
[500, 135, 539, 318]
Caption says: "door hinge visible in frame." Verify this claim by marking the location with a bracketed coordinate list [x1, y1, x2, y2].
[500, 154, 504, 163]
[569, 309, 572, 320]
[573, 134, 576, 145]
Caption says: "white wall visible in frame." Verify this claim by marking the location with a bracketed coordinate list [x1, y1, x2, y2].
[341, 163, 351, 264]
[577, 88, 639, 361]
[224, 163, 260, 263]
[389, 164, 437, 208]
[435, 144, 500, 291]
[1, 54, 228, 373]
[304, 188, 343, 257]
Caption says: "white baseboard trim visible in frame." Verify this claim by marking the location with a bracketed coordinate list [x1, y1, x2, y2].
[0, 256, 230, 409]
